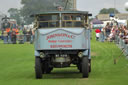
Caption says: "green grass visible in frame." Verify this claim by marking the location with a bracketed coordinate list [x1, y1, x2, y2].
[0, 30, 2, 36]
[0, 31, 128, 85]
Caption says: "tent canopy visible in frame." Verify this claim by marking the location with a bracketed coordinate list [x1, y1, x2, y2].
[92, 19, 103, 24]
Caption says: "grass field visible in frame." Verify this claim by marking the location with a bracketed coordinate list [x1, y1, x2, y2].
[0, 31, 128, 85]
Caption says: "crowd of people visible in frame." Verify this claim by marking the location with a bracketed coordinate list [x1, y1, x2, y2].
[95, 22, 128, 43]
[0, 27, 35, 44]
[1, 22, 128, 45]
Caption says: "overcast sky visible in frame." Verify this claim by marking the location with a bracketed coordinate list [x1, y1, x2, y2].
[0, 0, 128, 16]
[77, 0, 128, 16]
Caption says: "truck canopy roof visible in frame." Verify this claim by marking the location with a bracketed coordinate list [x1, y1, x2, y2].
[31, 11, 92, 17]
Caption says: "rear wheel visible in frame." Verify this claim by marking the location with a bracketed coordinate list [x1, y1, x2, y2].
[89, 59, 91, 72]
[35, 57, 42, 79]
[82, 57, 89, 78]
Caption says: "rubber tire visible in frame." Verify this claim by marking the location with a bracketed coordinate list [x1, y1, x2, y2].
[89, 59, 91, 72]
[35, 57, 42, 79]
[82, 57, 89, 78]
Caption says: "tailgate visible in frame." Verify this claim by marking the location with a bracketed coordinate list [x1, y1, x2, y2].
[35, 28, 89, 50]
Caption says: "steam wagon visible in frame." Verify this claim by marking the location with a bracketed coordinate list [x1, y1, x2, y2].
[33, 11, 92, 79]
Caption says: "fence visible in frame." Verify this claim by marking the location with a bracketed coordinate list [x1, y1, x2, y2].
[113, 35, 128, 58]
[98, 32, 128, 58]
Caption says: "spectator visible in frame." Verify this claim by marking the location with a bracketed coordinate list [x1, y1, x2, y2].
[26, 29, 31, 42]
[3, 30, 8, 44]
[95, 28, 101, 41]
[100, 27, 105, 42]
[105, 25, 111, 38]
[6, 28, 12, 44]
[11, 30, 16, 44]
[1, 29, 4, 40]
[23, 28, 27, 42]
[15, 28, 19, 35]
[29, 29, 33, 44]
[108, 26, 116, 42]
[8, 30, 12, 44]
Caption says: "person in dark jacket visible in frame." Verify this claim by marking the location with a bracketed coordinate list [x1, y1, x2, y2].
[29, 29, 33, 44]
[11, 30, 16, 44]
[23, 28, 27, 42]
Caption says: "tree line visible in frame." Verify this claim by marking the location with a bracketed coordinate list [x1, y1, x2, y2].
[7, 0, 126, 25]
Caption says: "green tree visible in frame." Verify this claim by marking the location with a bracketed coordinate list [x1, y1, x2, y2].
[8, 8, 22, 25]
[99, 8, 120, 14]
[126, 8, 128, 11]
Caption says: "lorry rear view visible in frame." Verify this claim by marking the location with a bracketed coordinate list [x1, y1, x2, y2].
[33, 11, 92, 79]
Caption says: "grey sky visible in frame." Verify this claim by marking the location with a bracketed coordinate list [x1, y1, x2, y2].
[0, 0, 127, 16]
[0, 0, 22, 15]
[77, 0, 128, 16]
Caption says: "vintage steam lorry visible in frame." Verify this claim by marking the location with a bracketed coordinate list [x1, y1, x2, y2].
[33, 11, 92, 79]
[1, 16, 17, 30]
